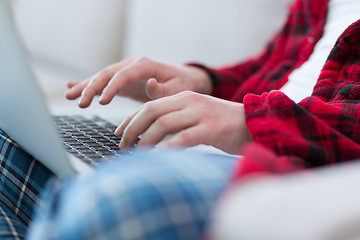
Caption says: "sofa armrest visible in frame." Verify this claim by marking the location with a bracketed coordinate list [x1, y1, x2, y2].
[212, 161, 360, 240]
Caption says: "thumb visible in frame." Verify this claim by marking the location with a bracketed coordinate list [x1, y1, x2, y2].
[67, 80, 79, 89]
[145, 78, 163, 99]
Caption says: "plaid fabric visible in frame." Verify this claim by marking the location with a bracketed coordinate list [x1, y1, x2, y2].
[0, 202, 27, 240]
[190, 0, 329, 102]
[28, 151, 235, 240]
[188, 0, 360, 180]
[234, 19, 360, 178]
[0, 129, 54, 239]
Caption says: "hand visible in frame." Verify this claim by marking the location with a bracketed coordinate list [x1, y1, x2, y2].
[115, 91, 251, 154]
[66, 57, 212, 108]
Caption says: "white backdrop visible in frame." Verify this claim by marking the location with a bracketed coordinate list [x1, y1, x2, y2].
[124, 0, 292, 66]
[11, 0, 292, 79]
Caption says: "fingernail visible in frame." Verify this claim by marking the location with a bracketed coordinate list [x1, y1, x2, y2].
[79, 96, 88, 107]
[119, 139, 127, 150]
[79, 96, 85, 104]
[99, 87, 108, 100]
[115, 125, 122, 136]
[119, 116, 129, 127]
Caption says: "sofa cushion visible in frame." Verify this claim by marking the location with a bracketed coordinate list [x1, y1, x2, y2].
[11, 0, 126, 77]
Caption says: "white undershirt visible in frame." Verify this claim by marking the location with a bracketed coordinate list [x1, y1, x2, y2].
[280, 0, 360, 103]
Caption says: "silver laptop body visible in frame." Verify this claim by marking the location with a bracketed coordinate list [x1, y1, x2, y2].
[0, 1, 97, 179]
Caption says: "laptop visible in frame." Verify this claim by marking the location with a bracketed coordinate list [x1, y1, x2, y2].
[0, 1, 132, 179]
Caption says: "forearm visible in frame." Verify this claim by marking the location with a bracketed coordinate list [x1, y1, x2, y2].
[243, 91, 360, 168]
[187, 52, 269, 101]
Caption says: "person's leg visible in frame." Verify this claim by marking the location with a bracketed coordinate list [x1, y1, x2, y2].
[0, 129, 54, 240]
[0, 202, 27, 240]
[28, 150, 236, 240]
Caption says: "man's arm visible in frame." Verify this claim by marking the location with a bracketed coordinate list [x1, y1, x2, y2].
[232, 19, 360, 179]
[190, 0, 328, 103]
[66, 57, 213, 107]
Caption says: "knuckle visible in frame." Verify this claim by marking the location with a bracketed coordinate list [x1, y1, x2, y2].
[95, 68, 110, 78]
[103, 63, 116, 72]
[178, 90, 200, 99]
[197, 104, 212, 116]
[123, 126, 136, 141]
[136, 56, 151, 64]
[135, 57, 157, 71]
[123, 57, 136, 63]
[156, 116, 170, 129]
[116, 70, 131, 82]
[178, 131, 192, 143]
[179, 90, 192, 96]
[112, 70, 123, 80]
[142, 101, 156, 113]
[83, 86, 97, 96]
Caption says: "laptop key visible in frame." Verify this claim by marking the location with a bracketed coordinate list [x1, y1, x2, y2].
[54, 115, 136, 165]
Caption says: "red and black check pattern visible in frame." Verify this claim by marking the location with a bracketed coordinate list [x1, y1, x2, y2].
[237, 17, 360, 178]
[191, 0, 328, 103]
[192, 0, 360, 178]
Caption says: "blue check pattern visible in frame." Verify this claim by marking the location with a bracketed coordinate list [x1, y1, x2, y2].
[0, 127, 235, 240]
[28, 151, 235, 240]
[0, 129, 54, 239]
[0, 202, 26, 240]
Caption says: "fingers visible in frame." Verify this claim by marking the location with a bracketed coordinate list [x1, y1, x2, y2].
[66, 80, 90, 100]
[98, 58, 160, 104]
[157, 126, 207, 149]
[114, 109, 141, 138]
[136, 109, 196, 148]
[145, 78, 162, 99]
[145, 77, 182, 100]
[99, 58, 194, 103]
[116, 95, 187, 149]
[78, 69, 119, 108]
[66, 80, 78, 89]
[66, 58, 136, 107]
[114, 91, 248, 153]
[80, 66, 123, 106]
[66, 57, 197, 108]
[66, 74, 111, 108]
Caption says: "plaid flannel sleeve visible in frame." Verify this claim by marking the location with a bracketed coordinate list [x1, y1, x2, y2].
[233, 19, 360, 179]
[189, 0, 328, 102]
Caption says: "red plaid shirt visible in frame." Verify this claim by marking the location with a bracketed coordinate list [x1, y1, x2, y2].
[193, 0, 360, 180]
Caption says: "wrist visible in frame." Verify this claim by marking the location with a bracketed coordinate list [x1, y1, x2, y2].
[186, 65, 213, 95]
[230, 102, 252, 153]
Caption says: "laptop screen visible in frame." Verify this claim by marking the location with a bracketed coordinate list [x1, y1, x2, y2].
[0, 1, 74, 178]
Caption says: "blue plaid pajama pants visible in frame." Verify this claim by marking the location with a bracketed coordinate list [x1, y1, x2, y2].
[0, 129, 235, 240]
[0, 130, 53, 240]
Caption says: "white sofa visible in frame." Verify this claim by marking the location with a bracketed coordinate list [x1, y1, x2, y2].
[212, 161, 360, 240]
[11, 0, 292, 82]
[10, 2, 360, 240]
[9, 0, 292, 121]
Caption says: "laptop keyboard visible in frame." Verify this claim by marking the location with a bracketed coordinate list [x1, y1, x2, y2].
[54, 115, 133, 166]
